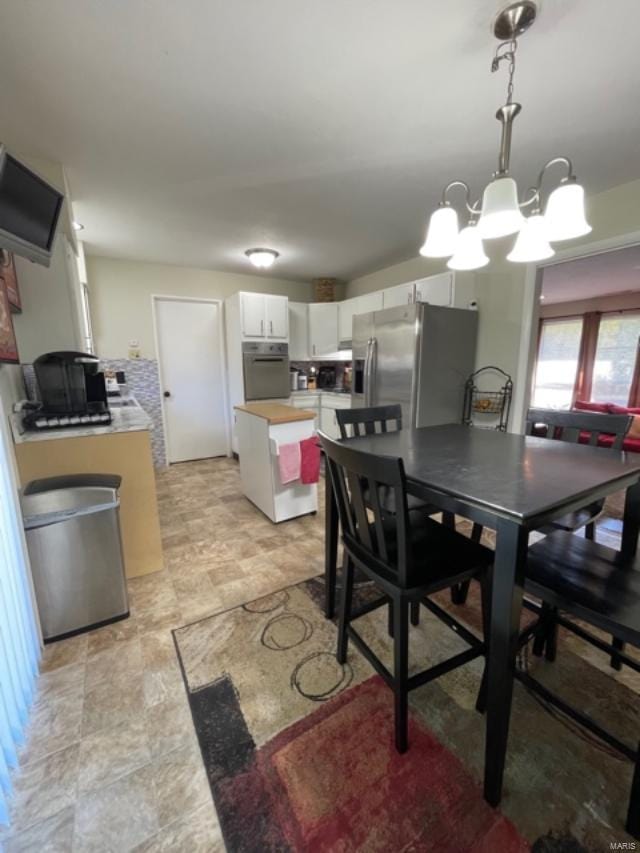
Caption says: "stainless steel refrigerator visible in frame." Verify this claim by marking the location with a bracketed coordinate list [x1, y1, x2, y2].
[352, 303, 478, 427]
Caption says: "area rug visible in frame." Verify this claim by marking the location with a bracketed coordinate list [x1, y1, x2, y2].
[173, 577, 640, 852]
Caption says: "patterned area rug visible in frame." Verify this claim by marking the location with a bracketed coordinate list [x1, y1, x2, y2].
[173, 576, 639, 852]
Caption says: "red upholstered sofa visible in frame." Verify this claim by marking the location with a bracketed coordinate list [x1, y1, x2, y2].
[573, 400, 640, 453]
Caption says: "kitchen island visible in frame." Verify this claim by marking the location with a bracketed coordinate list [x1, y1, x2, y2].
[234, 402, 317, 522]
[11, 402, 163, 578]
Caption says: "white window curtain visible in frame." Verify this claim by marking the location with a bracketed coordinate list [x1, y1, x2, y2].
[0, 395, 41, 826]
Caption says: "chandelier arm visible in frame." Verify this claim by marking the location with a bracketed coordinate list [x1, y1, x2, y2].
[535, 156, 575, 192]
[518, 187, 540, 210]
[441, 180, 471, 208]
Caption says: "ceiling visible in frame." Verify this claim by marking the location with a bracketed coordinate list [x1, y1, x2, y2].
[1, 1, 639, 282]
[541, 244, 640, 304]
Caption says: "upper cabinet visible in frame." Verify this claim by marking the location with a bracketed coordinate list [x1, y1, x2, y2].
[382, 281, 415, 308]
[239, 292, 288, 341]
[265, 295, 288, 339]
[288, 302, 309, 360]
[308, 303, 339, 357]
[414, 272, 453, 306]
[338, 291, 384, 345]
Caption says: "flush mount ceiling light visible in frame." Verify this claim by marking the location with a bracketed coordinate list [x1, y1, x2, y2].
[72, 220, 84, 231]
[420, 1, 591, 269]
[245, 248, 280, 269]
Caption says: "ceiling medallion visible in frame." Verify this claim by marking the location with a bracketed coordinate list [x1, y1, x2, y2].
[420, 1, 591, 270]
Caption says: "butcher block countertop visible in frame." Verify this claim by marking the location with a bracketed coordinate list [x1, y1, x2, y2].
[234, 403, 316, 424]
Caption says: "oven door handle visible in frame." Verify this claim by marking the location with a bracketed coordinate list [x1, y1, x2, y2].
[252, 357, 287, 363]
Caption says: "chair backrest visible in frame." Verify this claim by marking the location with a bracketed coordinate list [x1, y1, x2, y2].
[318, 430, 413, 587]
[336, 404, 403, 439]
[525, 407, 632, 450]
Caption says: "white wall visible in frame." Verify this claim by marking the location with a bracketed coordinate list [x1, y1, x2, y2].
[11, 236, 82, 363]
[87, 256, 314, 359]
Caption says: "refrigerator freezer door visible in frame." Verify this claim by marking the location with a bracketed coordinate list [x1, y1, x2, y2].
[415, 305, 478, 427]
[369, 304, 420, 424]
[351, 312, 375, 407]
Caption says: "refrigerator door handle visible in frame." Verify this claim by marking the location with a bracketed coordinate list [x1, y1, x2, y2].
[366, 337, 377, 406]
[363, 338, 372, 406]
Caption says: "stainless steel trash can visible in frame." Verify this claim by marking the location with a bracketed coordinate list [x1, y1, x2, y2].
[22, 474, 129, 642]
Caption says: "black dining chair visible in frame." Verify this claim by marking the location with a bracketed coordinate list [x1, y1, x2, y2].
[335, 405, 456, 626]
[525, 408, 632, 668]
[478, 529, 640, 838]
[319, 430, 493, 753]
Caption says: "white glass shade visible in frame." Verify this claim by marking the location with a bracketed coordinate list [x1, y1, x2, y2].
[447, 225, 489, 271]
[507, 214, 555, 263]
[477, 176, 524, 239]
[245, 248, 279, 268]
[544, 182, 592, 241]
[419, 206, 459, 258]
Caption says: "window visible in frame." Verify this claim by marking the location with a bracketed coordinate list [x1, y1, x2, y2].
[591, 313, 640, 406]
[532, 317, 583, 409]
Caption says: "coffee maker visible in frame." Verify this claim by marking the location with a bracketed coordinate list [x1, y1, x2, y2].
[26, 351, 111, 430]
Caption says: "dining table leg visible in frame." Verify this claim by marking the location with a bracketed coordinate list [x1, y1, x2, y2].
[483, 518, 528, 807]
[324, 466, 339, 619]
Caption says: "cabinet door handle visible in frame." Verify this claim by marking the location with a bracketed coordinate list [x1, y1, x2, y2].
[270, 320, 273, 334]
[407, 293, 411, 304]
[261, 319, 264, 335]
[313, 344, 316, 355]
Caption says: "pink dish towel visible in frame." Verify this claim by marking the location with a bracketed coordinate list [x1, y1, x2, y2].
[278, 442, 301, 484]
[300, 437, 321, 484]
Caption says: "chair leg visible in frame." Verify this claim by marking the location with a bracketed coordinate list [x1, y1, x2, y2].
[611, 636, 625, 671]
[410, 600, 420, 626]
[476, 570, 491, 714]
[532, 602, 552, 657]
[387, 601, 394, 639]
[585, 521, 595, 541]
[393, 595, 410, 753]
[451, 580, 471, 605]
[544, 609, 559, 663]
[336, 557, 354, 665]
[627, 743, 640, 839]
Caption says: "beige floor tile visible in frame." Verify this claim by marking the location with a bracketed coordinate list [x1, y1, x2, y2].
[131, 802, 224, 853]
[145, 696, 194, 761]
[82, 672, 145, 737]
[86, 616, 138, 657]
[2, 805, 75, 853]
[19, 691, 84, 766]
[84, 638, 143, 693]
[73, 763, 159, 852]
[39, 634, 88, 674]
[6, 744, 79, 835]
[151, 744, 212, 829]
[140, 629, 185, 708]
[77, 718, 152, 794]
[136, 603, 185, 636]
[34, 662, 86, 707]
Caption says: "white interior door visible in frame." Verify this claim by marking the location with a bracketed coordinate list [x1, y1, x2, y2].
[156, 298, 228, 463]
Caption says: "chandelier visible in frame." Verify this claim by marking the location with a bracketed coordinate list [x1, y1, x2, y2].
[420, 1, 591, 271]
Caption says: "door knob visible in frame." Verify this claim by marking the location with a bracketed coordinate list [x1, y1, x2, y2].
[163, 391, 171, 398]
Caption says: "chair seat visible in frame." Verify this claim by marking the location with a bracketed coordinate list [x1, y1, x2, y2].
[543, 500, 604, 533]
[353, 515, 493, 592]
[526, 532, 640, 647]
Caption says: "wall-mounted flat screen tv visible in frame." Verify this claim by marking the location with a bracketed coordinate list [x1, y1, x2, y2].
[0, 144, 64, 267]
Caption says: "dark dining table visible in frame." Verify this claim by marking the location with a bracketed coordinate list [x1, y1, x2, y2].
[324, 423, 640, 807]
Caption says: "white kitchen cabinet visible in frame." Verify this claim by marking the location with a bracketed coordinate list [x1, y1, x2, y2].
[239, 292, 289, 341]
[414, 272, 453, 307]
[382, 281, 415, 308]
[240, 292, 267, 338]
[338, 297, 357, 345]
[265, 295, 288, 340]
[355, 291, 384, 315]
[319, 393, 351, 439]
[308, 303, 339, 357]
[288, 302, 309, 360]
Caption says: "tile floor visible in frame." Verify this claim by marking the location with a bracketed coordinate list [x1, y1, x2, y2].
[0, 457, 325, 852]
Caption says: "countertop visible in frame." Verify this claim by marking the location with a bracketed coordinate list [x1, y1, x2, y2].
[235, 402, 316, 424]
[11, 400, 153, 445]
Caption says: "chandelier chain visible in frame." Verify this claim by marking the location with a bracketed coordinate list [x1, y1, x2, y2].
[492, 38, 518, 104]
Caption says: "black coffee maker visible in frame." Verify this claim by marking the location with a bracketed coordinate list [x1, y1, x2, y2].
[27, 352, 110, 430]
